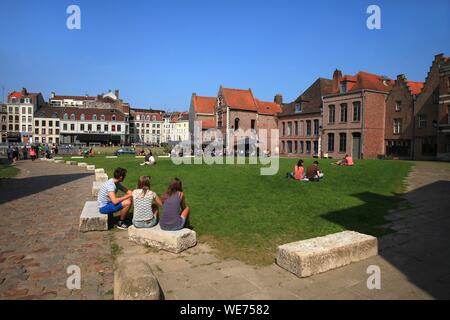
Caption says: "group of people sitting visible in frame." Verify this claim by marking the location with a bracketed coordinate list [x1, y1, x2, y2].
[333, 154, 354, 166]
[97, 167, 189, 231]
[287, 160, 324, 182]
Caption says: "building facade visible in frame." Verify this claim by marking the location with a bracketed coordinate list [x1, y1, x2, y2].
[279, 78, 333, 157]
[385, 75, 423, 159]
[437, 56, 450, 160]
[1, 104, 7, 143]
[129, 108, 164, 145]
[322, 70, 394, 160]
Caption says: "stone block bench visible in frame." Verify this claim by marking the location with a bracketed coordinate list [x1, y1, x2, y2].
[92, 181, 104, 197]
[96, 173, 108, 182]
[54, 160, 65, 164]
[79, 201, 108, 232]
[71, 156, 84, 159]
[106, 156, 118, 159]
[276, 231, 378, 278]
[78, 162, 88, 167]
[128, 225, 196, 253]
[86, 165, 96, 171]
[66, 161, 78, 165]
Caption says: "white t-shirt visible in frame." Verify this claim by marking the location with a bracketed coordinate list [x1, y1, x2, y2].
[132, 189, 157, 221]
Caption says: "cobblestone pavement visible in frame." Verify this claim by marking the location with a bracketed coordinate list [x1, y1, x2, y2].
[115, 161, 450, 300]
[0, 160, 114, 300]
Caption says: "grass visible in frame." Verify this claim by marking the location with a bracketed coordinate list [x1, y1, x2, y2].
[67, 155, 412, 265]
[0, 160, 20, 179]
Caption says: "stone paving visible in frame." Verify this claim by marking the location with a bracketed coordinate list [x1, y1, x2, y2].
[115, 161, 450, 300]
[0, 160, 114, 300]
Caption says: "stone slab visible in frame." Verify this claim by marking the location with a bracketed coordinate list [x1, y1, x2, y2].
[106, 156, 118, 159]
[135, 156, 145, 159]
[276, 231, 378, 278]
[79, 201, 108, 232]
[78, 162, 88, 167]
[95, 173, 108, 183]
[92, 181, 104, 197]
[128, 225, 197, 254]
[71, 156, 84, 159]
[86, 165, 96, 171]
[94, 168, 105, 174]
[114, 257, 161, 300]
[54, 160, 65, 164]
[66, 161, 77, 165]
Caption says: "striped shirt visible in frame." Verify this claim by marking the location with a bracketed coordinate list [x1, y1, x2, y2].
[132, 189, 157, 222]
[97, 179, 117, 209]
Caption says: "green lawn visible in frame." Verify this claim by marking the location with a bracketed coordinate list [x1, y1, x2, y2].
[0, 160, 19, 179]
[66, 155, 412, 265]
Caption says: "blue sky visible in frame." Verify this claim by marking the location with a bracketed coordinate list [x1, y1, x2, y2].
[0, 0, 449, 111]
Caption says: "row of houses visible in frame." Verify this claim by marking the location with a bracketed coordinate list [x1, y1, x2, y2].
[0, 89, 189, 146]
[190, 54, 450, 161]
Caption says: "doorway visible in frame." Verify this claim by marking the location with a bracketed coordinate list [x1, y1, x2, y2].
[352, 132, 361, 159]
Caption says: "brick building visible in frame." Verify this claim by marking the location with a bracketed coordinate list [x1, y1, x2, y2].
[437, 56, 450, 160]
[189, 94, 217, 136]
[278, 78, 333, 157]
[322, 70, 395, 159]
[385, 75, 424, 159]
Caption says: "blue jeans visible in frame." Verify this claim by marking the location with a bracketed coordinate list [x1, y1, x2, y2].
[133, 217, 158, 229]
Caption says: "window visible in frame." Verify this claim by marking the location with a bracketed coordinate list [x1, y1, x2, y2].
[328, 133, 335, 152]
[394, 119, 402, 134]
[328, 105, 335, 123]
[433, 92, 439, 104]
[294, 121, 298, 136]
[49, 121, 53, 127]
[287, 141, 293, 153]
[306, 121, 311, 136]
[299, 141, 304, 153]
[22, 107, 26, 114]
[55, 129, 59, 134]
[217, 111, 222, 128]
[313, 141, 319, 154]
[418, 115, 427, 128]
[70, 124, 75, 131]
[353, 102, 361, 121]
[63, 124, 68, 131]
[93, 114, 97, 121]
[35, 120, 39, 126]
[339, 133, 347, 153]
[340, 104, 348, 122]
[395, 101, 402, 112]
[117, 125, 121, 132]
[49, 128, 53, 135]
[70, 114, 75, 121]
[340, 82, 347, 93]
[112, 125, 116, 132]
[80, 114, 85, 121]
[97, 124, 101, 131]
[287, 122, 293, 136]
[282, 122, 286, 136]
[295, 103, 302, 113]
[104, 124, 108, 131]
[101, 114, 105, 121]
[234, 118, 240, 131]
[88, 124, 92, 131]
[42, 128, 46, 135]
[313, 120, 319, 136]
[306, 141, 311, 153]
[63, 113, 68, 120]
[55, 121, 59, 127]
[294, 141, 298, 154]
[112, 115, 116, 121]
[35, 128, 39, 134]
[28, 107, 32, 114]
[251, 119, 256, 130]
[80, 124, 85, 131]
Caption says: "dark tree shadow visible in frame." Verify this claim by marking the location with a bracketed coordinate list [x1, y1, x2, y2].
[321, 181, 450, 299]
[0, 173, 92, 204]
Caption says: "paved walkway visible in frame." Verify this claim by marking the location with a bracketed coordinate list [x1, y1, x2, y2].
[0, 160, 114, 299]
[115, 161, 450, 300]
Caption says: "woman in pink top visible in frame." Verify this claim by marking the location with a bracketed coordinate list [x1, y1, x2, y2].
[287, 160, 305, 180]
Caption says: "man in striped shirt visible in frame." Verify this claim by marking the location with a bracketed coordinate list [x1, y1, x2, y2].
[97, 167, 133, 230]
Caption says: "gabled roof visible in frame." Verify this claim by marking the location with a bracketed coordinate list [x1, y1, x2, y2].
[34, 105, 126, 121]
[51, 95, 96, 101]
[340, 71, 395, 93]
[255, 100, 282, 115]
[279, 78, 333, 116]
[170, 112, 189, 122]
[193, 95, 216, 114]
[405, 81, 424, 95]
[220, 87, 258, 111]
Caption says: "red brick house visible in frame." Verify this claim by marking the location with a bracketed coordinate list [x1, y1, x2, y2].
[278, 78, 333, 157]
[322, 70, 395, 159]
[413, 54, 449, 160]
[189, 94, 217, 136]
[437, 56, 450, 160]
[385, 75, 424, 159]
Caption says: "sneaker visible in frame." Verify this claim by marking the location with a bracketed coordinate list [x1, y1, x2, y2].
[117, 220, 131, 230]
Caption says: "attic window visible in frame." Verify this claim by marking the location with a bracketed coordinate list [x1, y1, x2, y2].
[340, 82, 347, 93]
[395, 101, 402, 112]
[295, 104, 302, 113]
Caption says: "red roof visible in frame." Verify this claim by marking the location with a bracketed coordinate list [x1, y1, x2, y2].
[256, 100, 282, 115]
[405, 81, 424, 95]
[201, 118, 216, 129]
[170, 112, 189, 123]
[35, 106, 126, 121]
[193, 96, 216, 114]
[334, 71, 395, 93]
[221, 88, 258, 111]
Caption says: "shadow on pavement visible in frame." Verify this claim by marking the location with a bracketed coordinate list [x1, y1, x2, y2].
[321, 181, 450, 299]
[0, 173, 92, 204]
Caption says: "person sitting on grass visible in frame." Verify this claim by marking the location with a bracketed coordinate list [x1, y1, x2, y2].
[132, 176, 163, 229]
[306, 161, 324, 182]
[334, 154, 354, 166]
[140, 151, 156, 166]
[160, 178, 191, 231]
[287, 160, 306, 180]
[97, 167, 133, 230]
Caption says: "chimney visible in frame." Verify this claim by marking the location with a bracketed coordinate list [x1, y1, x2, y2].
[396, 74, 406, 82]
[274, 94, 283, 105]
[21, 87, 27, 95]
[332, 69, 343, 93]
[114, 89, 120, 99]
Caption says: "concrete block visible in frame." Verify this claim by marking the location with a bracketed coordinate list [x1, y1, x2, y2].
[86, 165, 96, 171]
[79, 201, 108, 232]
[78, 162, 88, 167]
[276, 231, 378, 278]
[92, 181, 104, 197]
[128, 225, 197, 254]
[95, 173, 108, 183]
[114, 257, 161, 300]
[106, 156, 118, 159]
[54, 160, 65, 164]
[94, 168, 105, 174]
[71, 156, 84, 159]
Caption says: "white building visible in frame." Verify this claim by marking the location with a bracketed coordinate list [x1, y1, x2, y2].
[162, 112, 189, 143]
[129, 109, 165, 145]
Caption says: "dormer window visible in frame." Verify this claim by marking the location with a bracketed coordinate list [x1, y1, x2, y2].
[70, 114, 75, 121]
[63, 113, 68, 120]
[395, 101, 402, 112]
[295, 103, 302, 113]
[93, 114, 97, 121]
[101, 114, 105, 121]
[340, 82, 347, 93]
[80, 114, 85, 121]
